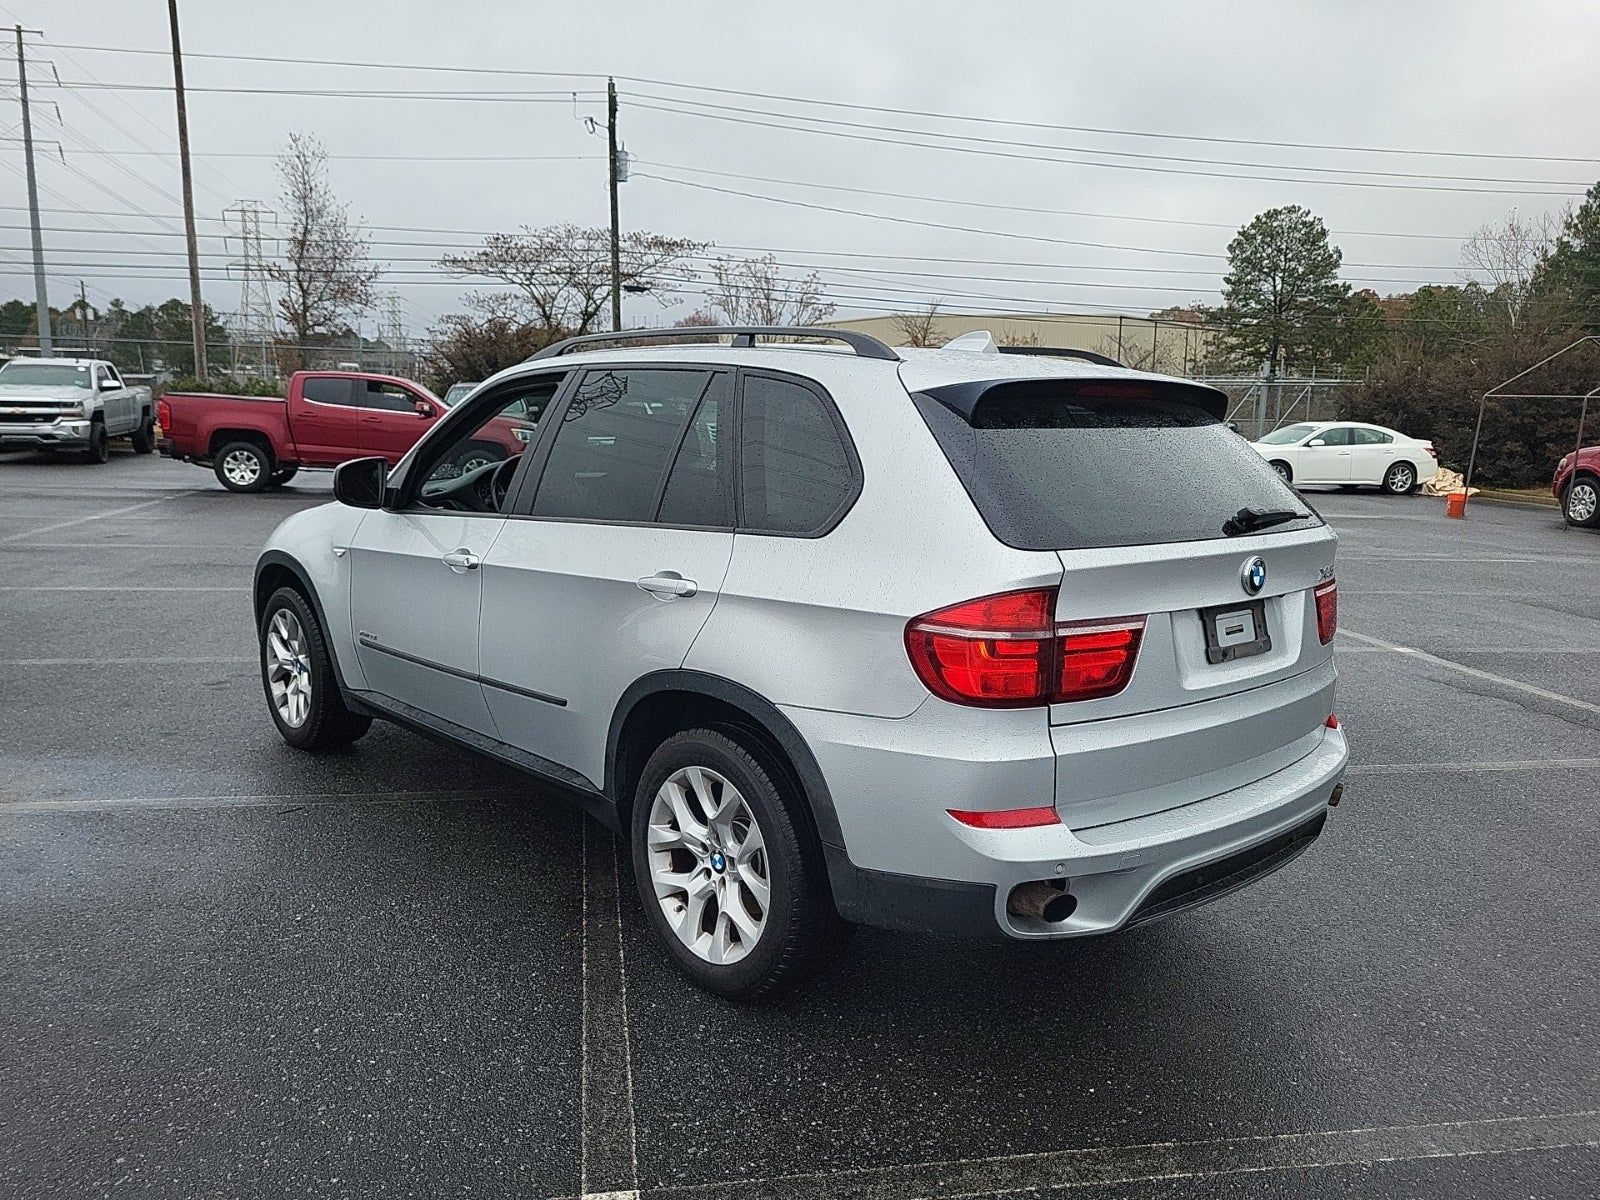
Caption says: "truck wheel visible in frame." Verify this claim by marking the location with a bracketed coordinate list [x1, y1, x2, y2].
[131, 413, 156, 454]
[80, 421, 111, 465]
[454, 442, 505, 475]
[268, 465, 300, 488]
[260, 586, 372, 751]
[1565, 474, 1600, 528]
[215, 441, 272, 492]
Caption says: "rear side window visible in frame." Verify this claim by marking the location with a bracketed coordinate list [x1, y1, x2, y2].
[913, 380, 1321, 551]
[533, 368, 719, 523]
[1351, 427, 1392, 445]
[738, 373, 857, 534]
[302, 377, 355, 406]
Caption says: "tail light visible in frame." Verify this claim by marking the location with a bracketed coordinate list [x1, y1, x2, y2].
[156, 399, 171, 430]
[1314, 579, 1338, 645]
[1423, 442, 1437, 459]
[904, 587, 1145, 707]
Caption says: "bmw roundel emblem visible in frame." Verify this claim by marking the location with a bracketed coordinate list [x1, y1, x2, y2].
[710, 851, 727, 873]
[1241, 556, 1267, 596]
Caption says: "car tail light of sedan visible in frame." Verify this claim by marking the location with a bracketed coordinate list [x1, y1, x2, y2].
[905, 587, 1145, 707]
[1314, 579, 1338, 645]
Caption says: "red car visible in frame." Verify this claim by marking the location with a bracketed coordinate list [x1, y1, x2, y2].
[1553, 445, 1600, 528]
[159, 370, 526, 492]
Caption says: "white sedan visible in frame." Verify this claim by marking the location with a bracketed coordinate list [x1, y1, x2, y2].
[1250, 421, 1438, 495]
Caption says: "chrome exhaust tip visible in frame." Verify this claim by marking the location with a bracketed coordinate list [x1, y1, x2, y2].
[1007, 880, 1078, 923]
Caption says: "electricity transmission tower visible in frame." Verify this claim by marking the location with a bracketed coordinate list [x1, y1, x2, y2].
[379, 292, 409, 375]
[223, 200, 276, 377]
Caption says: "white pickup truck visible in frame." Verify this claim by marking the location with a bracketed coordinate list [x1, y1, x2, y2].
[0, 357, 155, 464]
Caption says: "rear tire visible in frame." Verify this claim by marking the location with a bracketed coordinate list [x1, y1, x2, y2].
[131, 413, 156, 454]
[1382, 462, 1418, 495]
[1564, 474, 1600, 528]
[259, 586, 372, 751]
[80, 421, 110, 464]
[630, 728, 845, 1000]
[214, 440, 272, 492]
[268, 465, 300, 488]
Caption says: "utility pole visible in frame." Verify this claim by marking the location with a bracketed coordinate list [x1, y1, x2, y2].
[166, 0, 207, 380]
[607, 77, 622, 333]
[14, 25, 50, 356]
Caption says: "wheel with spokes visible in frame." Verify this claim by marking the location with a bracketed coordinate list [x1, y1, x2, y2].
[631, 728, 843, 999]
[259, 586, 371, 751]
[1382, 461, 1418, 495]
[215, 440, 272, 492]
[1565, 474, 1600, 528]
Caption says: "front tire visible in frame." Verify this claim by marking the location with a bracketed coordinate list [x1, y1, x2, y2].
[131, 413, 156, 454]
[1382, 461, 1418, 495]
[215, 440, 272, 492]
[80, 421, 110, 464]
[1565, 474, 1600, 528]
[1269, 459, 1292, 484]
[259, 586, 371, 751]
[631, 728, 843, 1000]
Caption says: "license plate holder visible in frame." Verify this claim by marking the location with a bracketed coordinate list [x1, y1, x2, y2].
[1202, 599, 1270, 664]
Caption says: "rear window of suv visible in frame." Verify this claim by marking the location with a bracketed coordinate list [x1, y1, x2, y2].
[912, 379, 1321, 551]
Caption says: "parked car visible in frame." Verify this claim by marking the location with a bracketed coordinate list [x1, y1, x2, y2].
[159, 370, 529, 492]
[0, 357, 155, 463]
[1250, 421, 1437, 494]
[253, 326, 1347, 997]
[441, 381, 480, 408]
[1553, 445, 1600, 527]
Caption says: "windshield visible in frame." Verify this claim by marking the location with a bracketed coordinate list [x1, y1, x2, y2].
[1258, 423, 1318, 445]
[914, 381, 1321, 551]
[0, 362, 93, 389]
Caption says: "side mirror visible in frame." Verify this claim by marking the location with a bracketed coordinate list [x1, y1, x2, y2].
[1307, 438, 1327, 447]
[333, 456, 388, 509]
[414, 400, 435, 418]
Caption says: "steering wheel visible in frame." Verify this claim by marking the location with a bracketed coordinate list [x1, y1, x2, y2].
[478, 455, 519, 512]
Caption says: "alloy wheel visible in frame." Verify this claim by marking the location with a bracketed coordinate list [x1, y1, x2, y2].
[1387, 464, 1414, 493]
[1570, 481, 1598, 524]
[1272, 463, 1290, 482]
[223, 448, 263, 487]
[265, 608, 313, 728]
[646, 765, 770, 965]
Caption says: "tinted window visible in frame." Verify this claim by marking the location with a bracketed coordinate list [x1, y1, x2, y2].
[912, 380, 1320, 551]
[1314, 427, 1352, 446]
[362, 381, 421, 412]
[739, 374, 855, 534]
[1351, 426, 1392, 445]
[657, 388, 731, 527]
[301, 377, 355, 406]
[533, 369, 715, 522]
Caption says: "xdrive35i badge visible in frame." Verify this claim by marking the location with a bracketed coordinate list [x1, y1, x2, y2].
[1241, 556, 1267, 596]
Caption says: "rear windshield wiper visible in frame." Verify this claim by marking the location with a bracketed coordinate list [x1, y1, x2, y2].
[1223, 506, 1309, 536]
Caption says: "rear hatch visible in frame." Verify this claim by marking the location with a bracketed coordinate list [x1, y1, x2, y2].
[911, 373, 1337, 829]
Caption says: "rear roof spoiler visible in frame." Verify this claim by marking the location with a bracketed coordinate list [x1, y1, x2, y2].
[918, 376, 1230, 423]
[996, 345, 1127, 369]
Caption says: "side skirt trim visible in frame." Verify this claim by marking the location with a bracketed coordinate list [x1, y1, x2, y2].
[357, 634, 567, 707]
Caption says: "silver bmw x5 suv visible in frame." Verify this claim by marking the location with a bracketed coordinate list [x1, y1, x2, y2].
[255, 325, 1347, 998]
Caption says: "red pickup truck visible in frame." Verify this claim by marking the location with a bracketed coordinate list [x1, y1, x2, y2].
[159, 370, 515, 493]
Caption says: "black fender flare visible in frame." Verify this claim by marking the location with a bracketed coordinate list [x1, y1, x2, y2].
[605, 669, 845, 849]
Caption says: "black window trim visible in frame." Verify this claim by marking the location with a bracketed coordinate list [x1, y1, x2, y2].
[386, 367, 574, 514]
[511, 361, 737, 532]
[732, 366, 862, 540]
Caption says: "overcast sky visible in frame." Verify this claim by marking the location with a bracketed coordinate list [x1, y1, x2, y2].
[4, 0, 1599, 343]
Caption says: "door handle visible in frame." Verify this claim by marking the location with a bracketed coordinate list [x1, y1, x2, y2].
[442, 549, 481, 571]
[637, 572, 697, 599]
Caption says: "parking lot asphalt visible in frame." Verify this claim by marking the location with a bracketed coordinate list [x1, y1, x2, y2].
[3, 449, 1597, 1199]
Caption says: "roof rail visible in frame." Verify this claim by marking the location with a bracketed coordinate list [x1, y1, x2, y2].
[997, 345, 1126, 369]
[528, 325, 901, 362]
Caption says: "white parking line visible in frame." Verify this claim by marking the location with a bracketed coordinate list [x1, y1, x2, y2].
[1348, 759, 1600, 775]
[1341, 628, 1600, 717]
[3, 656, 254, 666]
[0, 585, 248, 592]
[580, 820, 641, 1200]
[0, 788, 522, 814]
[0, 493, 193, 544]
[582, 1109, 1599, 1200]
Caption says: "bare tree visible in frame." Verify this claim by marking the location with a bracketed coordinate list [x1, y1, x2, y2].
[441, 224, 706, 336]
[1095, 331, 1186, 375]
[891, 299, 946, 347]
[267, 134, 379, 363]
[706, 254, 835, 325]
[1461, 208, 1559, 331]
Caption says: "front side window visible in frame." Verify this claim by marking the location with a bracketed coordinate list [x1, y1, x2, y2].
[415, 376, 561, 509]
[532, 369, 720, 523]
[1314, 427, 1353, 447]
[738, 374, 856, 534]
[362, 380, 425, 413]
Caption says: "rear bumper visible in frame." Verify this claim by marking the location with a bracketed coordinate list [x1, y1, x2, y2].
[0, 418, 92, 449]
[787, 671, 1347, 940]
